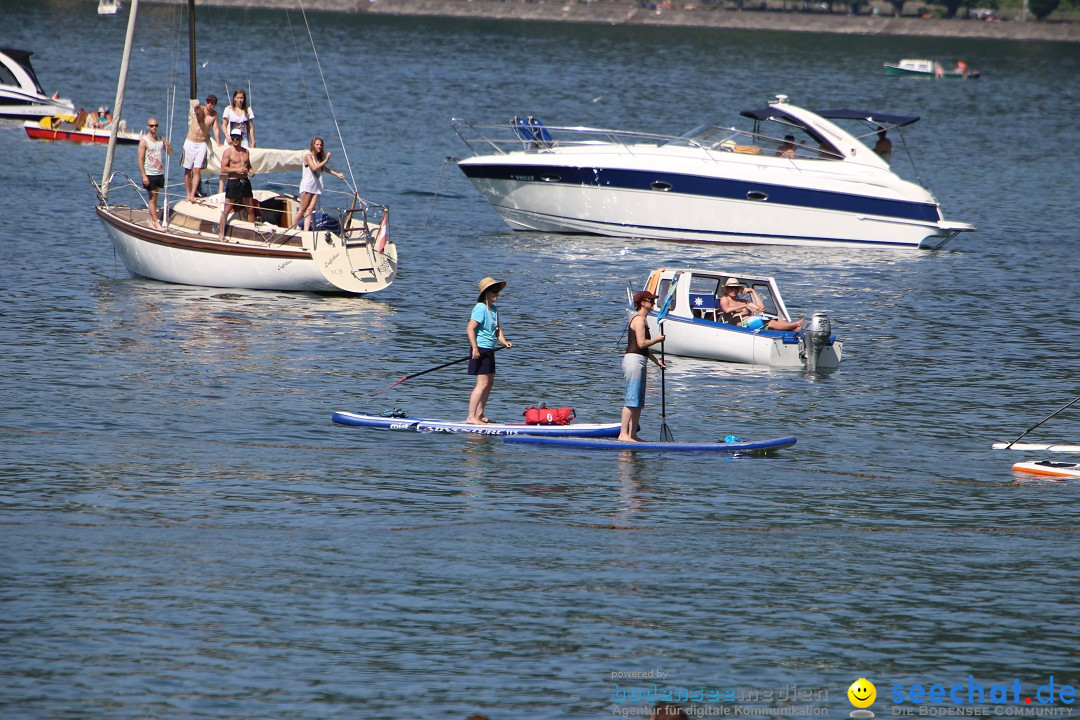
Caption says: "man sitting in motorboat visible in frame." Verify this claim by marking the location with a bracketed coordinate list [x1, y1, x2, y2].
[719, 278, 802, 331]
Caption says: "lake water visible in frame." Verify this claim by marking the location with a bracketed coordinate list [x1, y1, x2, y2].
[1, 2, 1079, 718]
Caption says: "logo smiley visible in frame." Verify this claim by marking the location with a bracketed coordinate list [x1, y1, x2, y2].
[848, 678, 877, 709]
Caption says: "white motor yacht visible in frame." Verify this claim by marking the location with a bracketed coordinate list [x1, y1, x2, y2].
[452, 94, 974, 250]
[0, 48, 75, 119]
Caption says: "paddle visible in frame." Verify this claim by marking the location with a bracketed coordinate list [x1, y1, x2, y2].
[655, 273, 681, 443]
[369, 346, 505, 397]
[1003, 393, 1080, 449]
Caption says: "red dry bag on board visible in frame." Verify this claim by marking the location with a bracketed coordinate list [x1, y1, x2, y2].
[523, 404, 576, 426]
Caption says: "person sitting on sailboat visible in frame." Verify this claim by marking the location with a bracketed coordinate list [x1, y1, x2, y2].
[217, 127, 256, 241]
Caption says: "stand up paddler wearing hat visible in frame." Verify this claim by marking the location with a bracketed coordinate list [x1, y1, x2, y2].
[465, 276, 513, 424]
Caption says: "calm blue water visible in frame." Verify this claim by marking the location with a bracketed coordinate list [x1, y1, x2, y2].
[1, 2, 1079, 718]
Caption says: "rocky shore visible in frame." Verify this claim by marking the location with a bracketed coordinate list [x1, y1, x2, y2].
[149, 0, 1080, 43]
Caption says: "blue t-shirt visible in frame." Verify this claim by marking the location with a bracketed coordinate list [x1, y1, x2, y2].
[471, 302, 499, 348]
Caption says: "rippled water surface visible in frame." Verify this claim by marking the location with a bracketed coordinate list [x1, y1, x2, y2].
[1, 2, 1079, 718]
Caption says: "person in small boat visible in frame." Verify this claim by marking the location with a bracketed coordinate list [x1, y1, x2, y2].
[295, 137, 345, 232]
[138, 117, 172, 231]
[182, 94, 219, 202]
[873, 130, 893, 164]
[719, 278, 802, 331]
[933, 61, 945, 78]
[217, 127, 256, 241]
[91, 106, 112, 129]
[620, 290, 667, 443]
[220, 88, 255, 149]
[775, 134, 797, 159]
[954, 60, 969, 78]
[466, 277, 512, 425]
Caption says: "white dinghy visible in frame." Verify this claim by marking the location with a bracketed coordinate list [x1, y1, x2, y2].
[628, 268, 842, 371]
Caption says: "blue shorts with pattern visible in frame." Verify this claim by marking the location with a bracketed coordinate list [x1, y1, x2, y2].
[622, 353, 648, 408]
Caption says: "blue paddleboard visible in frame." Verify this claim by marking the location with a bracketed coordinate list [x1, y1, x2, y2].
[502, 435, 797, 452]
[331, 411, 621, 438]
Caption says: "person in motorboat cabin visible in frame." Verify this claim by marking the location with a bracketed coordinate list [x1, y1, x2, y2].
[873, 130, 893, 164]
[719, 278, 802, 331]
[295, 137, 345, 232]
[217, 128, 256, 241]
[775, 134, 796, 158]
[182, 94, 219, 202]
[138, 117, 172, 231]
[466, 277, 512, 425]
[221, 88, 255, 149]
[620, 290, 666, 443]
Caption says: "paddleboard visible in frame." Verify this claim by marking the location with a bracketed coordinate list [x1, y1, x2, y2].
[1012, 460, 1080, 479]
[502, 435, 797, 453]
[992, 442, 1080, 452]
[331, 411, 621, 438]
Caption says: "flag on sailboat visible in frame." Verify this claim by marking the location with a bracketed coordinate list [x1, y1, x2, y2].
[375, 210, 389, 254]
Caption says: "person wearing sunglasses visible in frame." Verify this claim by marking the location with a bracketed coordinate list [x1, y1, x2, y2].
[138, 118, 172, 231]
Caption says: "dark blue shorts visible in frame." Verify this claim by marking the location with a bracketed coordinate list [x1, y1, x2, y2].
[467, 347, 496, 375]
[225, 178, 252, 201]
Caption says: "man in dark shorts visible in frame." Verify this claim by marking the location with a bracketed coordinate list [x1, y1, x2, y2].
[138, 117, 172, 230]
[217, 127, 255, 241]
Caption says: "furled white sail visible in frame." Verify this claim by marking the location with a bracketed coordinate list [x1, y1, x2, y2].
[206, 139, 305, 176]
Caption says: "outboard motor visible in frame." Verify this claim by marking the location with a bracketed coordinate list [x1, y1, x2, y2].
[800, 313, 832, 371]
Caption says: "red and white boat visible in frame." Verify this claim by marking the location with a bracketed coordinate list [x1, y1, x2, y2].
[24, 113, 142, 145]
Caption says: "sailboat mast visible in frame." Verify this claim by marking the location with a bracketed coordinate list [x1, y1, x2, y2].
[100, 0, 140, 199]
[188, 0, 197, 101]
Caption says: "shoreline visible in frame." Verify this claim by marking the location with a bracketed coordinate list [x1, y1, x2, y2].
[148, 0, 1080, 44]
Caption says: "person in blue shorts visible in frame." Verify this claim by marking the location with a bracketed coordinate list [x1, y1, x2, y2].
[620, 290, 666, 442]
[466, 276, 512, 424]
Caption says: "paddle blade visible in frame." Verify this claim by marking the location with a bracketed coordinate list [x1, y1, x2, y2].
[369, 375, 407, 397]
[659, 421, 675, 443]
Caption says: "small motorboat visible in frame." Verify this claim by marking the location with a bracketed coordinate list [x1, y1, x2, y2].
[453, 94, 974, 250]
[884, 58, 980, 79]
[98, 0, 122, 14]
[627, 268, 842, 370]
[0, 48, 75, 119]
[24, 111, 142, 145]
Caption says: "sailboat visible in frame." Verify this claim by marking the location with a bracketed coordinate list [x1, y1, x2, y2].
[92, 0, 397, 294]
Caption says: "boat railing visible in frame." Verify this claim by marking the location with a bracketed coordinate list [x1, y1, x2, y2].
[451, 118, 706, 156]
[450, 118, 842, 163]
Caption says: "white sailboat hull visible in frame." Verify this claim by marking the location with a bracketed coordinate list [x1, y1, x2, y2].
[97, 195, 397, 293]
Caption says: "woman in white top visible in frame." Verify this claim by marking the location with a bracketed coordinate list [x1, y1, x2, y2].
[296, 136, 345, 231]
[220, 88, 255, 148]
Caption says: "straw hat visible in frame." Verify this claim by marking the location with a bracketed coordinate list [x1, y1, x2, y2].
[477, 276, 507, 301]
[723, 277, 743, 288]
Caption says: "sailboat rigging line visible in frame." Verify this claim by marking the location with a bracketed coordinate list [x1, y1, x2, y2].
[297, 0, 356, 191]
[285, 11, 316, 119]
[425, 156, 454, 229]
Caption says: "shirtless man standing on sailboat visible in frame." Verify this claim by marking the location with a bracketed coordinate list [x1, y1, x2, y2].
[182, 94, 219, 203]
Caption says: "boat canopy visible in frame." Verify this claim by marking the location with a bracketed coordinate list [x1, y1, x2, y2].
[0, 47, 47, 94]
[740, 106, 919, 129]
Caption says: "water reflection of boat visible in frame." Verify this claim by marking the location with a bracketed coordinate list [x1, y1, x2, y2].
[453, 94, 974, 250]
[884, 58, 980, 79]
[91, 0, 397, 294]
[0, 48, 75, 119]
[628, 267, 842, 371]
